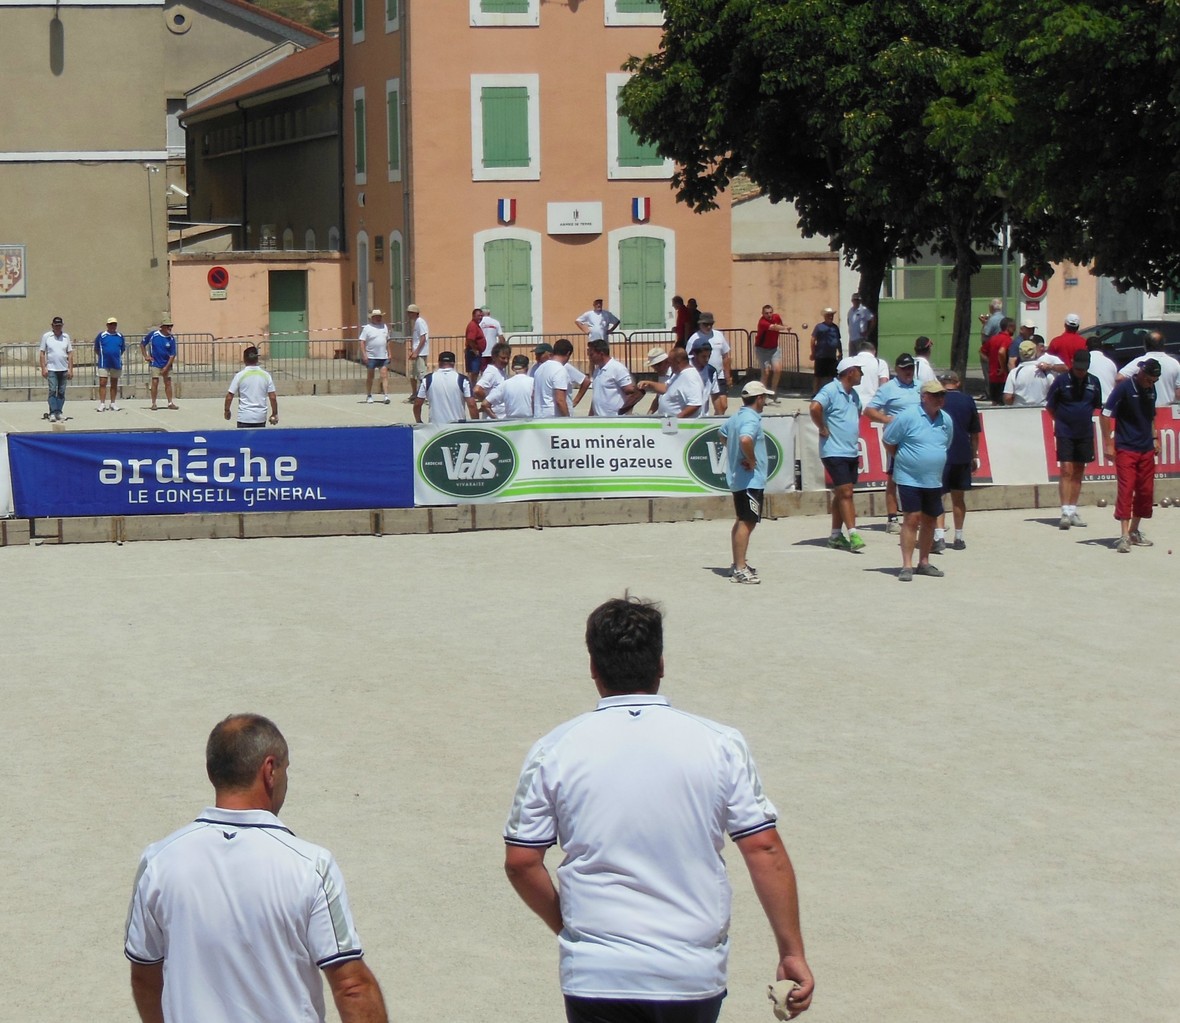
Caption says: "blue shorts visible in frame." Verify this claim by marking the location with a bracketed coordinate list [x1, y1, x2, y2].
[898, 483, 944, 517]
[466, 351, 482, 373]
[367, 358, 388, 370]
[822, 456, 859, 487]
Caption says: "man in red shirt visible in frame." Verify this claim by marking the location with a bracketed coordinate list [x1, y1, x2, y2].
[672, 295, 691, 347]
[981, 316, 1014, 404]
[755, 303, 789, 402]
[464, 307, 485, 384]
[1048, 313, 1087, 366]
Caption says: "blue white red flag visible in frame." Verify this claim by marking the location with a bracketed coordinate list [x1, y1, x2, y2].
[631, 197, 650, 222]
[498, 198, 516, 223]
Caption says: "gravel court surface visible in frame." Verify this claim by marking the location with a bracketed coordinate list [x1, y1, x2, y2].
[1, 506, 1177, 1023]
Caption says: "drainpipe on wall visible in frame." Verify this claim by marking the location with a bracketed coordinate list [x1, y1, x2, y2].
[401, 1, 413, 316]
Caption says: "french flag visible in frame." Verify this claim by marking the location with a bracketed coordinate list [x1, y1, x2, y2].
[498, 198, 516, 224]
[632, 197, 650, 222]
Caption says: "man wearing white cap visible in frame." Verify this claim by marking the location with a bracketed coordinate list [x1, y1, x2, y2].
[359, 309, 391, 404]
[406, 303, 429, 401]
[810, 358, 866, 552]
[93, 315, 126, 411]
[1048, 313, 1087, 365]
[720, 381, 772, 583]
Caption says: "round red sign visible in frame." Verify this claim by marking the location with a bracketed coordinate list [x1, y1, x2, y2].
[207, 266, 229, 289]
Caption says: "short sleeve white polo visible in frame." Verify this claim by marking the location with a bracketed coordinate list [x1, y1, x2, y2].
[590, 358, 634, 416]
[124, 807, 364, 1023]
[533, 360, 570, 418]
[658, 369, 705, 417]
[505, 694, 778, 1000]
[488, 373, 534, 418]
[416, 366, 472, 423]
[411, 315, 430, 357]
[227, 366, 276, 424]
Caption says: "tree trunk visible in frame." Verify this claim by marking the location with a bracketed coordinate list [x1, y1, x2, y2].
[857, 262, 887, 347]
[949, 239, 976, 381]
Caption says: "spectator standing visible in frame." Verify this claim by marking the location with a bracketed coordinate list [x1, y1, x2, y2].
[1101, 358, 1162, 553]
[586, 339, 641, 416]
[810, 358, 866, 553]
[124, 714, 388, 1023]
[413, 351, 475, 424]
[656, 348, 705, 419]
[755, 303, 788, 402]
[933, 371, 981, 551]
[224, 346, 278, 428]
[846, 292, 875, 348]
[94, 315, 125, 412]
[1117, 331, 1180, 407]
[141, 317, 178, 410]
[359, 309, 392, 404]
[1048, 313, 1088, 365]
[883, 379, 953, 581]
[553, 338, 590, 413]
[1003, 339, 1057, 407]
[406, 302, 429, 401]
[1046, 350, 1103, 530]
[532, 343, 571, 418]
[39, 314, 73, 423]
[1085, 336, 1119, 401]
[979, 297, 1004, 382]
[574, 298, 620, 342]
[686, 312, 731, 414]
[690, 341, 722, 416]
[464, 307, 486, 384]
[672, 294, 691, 347]
[865, 353, 921, 533]
[913, 336, 936, 385]
[479, 309, 504, 369]
[810, 307, 842, 392]
[504, 597, 813, 1017]
[474, 342, 512, 419]
[981, 317, 1014, 404]
[851, 340, 890, 408]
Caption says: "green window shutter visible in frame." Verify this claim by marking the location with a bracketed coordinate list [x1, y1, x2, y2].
[353, 0, 364, 32]
[482, 0, 530, 12]
[354, 97, 366, 175]
[616, 0, 662, 12]
[389, 238, 403, 326]
[481, 87, 530, 168]
[619, 237, 666, 330]
[617, 103, 662, 168]
[386, 0, 398, 21]
[387, 90, 400, 174]
[484, 239, 533, 332]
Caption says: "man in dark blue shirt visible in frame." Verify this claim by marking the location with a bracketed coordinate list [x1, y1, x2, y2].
[934, 371, 980, 551]
[809, 307, 842, 393]
[1046, 350, 1103, 530]
[1100, 358, 1161, 553]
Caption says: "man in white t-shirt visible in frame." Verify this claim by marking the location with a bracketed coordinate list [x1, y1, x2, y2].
[38, 315, 73, 423]
[690, 340, 723, 416]
[532, 343, 571, 418]
[553, 338, 590, 413]
[406, 302, 429, 402]
[1117, 332, 1180, 406]
[851, 340, 890, 407]
[587, 339, 640, 416]
[913, 336, 936, 386]
[482, 354, 534, 418]
[657, 348, 705, 418]
[1085, 337, 1119, 401]
[505, 597, 814, 1023]
[574, 298, 620, 342]
[1003, 340, 1055, 407]
[686, 312, 731, 414]
[479, 311, 504, 368]
[413, 351, 475, 424]
[224, 346, 278, 428]
[358, 309, 391, 404]
[125, 714, 387, 1023]
[474, 342, 511, 418]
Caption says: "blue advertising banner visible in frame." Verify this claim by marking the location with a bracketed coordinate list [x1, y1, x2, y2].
[7, 427, 413, 517]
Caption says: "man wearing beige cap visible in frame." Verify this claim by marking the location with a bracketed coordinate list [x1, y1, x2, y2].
[93, 315, 126, 412]
[359, 309, 391, 404]
[141, 317, 178, 410]
[883, 379, 953, 581]
[810, 307, 842, 393]
[406, 302, 429, 402]
[638, 347, 672, 414]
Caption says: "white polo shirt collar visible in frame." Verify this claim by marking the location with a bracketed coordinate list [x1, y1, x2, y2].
[193, 806, 293, 833]
[595, 693, 667, 711]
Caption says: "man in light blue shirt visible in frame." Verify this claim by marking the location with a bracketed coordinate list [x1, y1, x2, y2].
[866, 352, 921, 533]
[810, 357, 865, 551]
[884, 379, 954, 581]
[719, 381, 770, 584]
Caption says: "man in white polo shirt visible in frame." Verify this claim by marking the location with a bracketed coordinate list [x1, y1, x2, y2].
[504, 597, 814, 1023]
[125, 714, 387, 1023]
[587, 338, 641, 415]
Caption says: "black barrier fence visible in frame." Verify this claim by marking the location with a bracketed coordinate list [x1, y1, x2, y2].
[0, 327, 804, 389]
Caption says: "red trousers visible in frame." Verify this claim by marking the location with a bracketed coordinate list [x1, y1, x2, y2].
[1115, 448, 1155, 521]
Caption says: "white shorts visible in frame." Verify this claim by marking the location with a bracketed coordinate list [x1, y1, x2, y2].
[96, 367, 121, 379]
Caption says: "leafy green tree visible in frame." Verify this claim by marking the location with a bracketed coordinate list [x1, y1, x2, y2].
[249, 0, 338, 33]
[622, 0, 1011, 374]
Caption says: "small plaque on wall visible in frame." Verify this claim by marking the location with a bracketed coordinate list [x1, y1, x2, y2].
[547, 203, 602, 235]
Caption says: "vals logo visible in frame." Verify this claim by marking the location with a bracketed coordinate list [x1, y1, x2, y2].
[419, 428, 517, 498]
[684, 427, 782, 491]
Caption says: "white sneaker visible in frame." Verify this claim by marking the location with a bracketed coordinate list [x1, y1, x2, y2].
[383, 396, 390, 404]
[109, 403, 120, 411]
[96, 404, 105, 412]
[366, 395, 374, 404]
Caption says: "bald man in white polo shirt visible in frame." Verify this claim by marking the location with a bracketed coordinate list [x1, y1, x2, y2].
[125, 714, 387, 1023]
[504, 597, 814, 1023]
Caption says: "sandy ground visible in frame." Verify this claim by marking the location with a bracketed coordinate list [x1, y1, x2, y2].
[2, 501, 1177, 1022]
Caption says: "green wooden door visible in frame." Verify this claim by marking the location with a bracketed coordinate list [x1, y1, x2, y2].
[269, 270, 308, 358]
[484, 238, 532, 332]
[618, 236, 666, 330]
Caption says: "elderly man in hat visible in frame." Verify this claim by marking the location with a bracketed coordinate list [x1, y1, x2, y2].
[638, 347, 672, 413]
[1003, 337, 1061, 407]
[94, 315, 126, 412]
[1102, 358, 1163, 553]
[884, 378, 954, 581]
[810, 357, 866, 552]
[141, 316, 178, 410]
[810, 307, 842, 392]
[359, 308, 392, 404]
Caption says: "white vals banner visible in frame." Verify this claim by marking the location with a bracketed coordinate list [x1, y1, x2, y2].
[412, 416, 798, 506]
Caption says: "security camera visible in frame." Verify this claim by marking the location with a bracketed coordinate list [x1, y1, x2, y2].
[167, 184, 190, 198]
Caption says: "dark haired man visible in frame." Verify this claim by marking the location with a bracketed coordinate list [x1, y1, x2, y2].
[1102, 358, 1162, 553]
[1046, 351, 1102, 529]
[125, 714, 387, 1023]
[505, 598, 814, 1023]
[224, 346, 278, 427]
